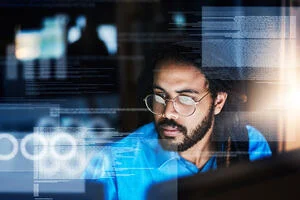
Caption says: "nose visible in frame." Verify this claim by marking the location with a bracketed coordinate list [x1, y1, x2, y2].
[162, 100, 179, 120]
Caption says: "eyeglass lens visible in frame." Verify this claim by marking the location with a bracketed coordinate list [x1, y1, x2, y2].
[145, 94, 196, 116]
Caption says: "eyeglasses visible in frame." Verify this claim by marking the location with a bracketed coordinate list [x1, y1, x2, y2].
[144, 91, 210, 117]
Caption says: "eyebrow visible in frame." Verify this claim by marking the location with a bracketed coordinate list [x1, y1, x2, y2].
[153, 85, 200, 94]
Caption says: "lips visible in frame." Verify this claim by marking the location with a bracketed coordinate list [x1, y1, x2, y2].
[157, 119, 186, 138]
[160, 125, 182, 137]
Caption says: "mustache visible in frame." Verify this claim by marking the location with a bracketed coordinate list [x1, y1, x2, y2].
[157, 119, 186, 133]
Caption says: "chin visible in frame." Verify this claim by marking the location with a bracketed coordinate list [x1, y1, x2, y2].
[159, 140, 180, 151]
[158, 132, 197, 152]
[159, 135, 179, 151]
[158, 137, 188, 152]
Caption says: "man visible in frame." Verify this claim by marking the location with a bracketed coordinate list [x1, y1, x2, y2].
[84, 44, 272, 200]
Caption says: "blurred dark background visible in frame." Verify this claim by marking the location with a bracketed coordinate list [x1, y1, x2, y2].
[0, 0, 299, 199]
[0, 0, 298, 157]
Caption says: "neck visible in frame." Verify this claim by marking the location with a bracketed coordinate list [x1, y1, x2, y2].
[179, 126, 215, 169]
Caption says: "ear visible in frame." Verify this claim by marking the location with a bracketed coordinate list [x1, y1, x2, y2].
[214, 92, 228, 115]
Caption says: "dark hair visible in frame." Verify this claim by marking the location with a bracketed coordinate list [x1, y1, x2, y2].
[152, 43, 229, 99]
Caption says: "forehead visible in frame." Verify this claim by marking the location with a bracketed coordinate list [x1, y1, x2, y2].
[153, 63, 208, 92]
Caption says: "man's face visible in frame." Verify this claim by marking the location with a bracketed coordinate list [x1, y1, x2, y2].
[153, 63, 215, 152]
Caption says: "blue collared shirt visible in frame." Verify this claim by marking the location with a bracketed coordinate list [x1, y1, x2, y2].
[84, 122, 272, 200]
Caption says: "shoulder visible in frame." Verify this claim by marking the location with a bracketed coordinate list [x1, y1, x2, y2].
[83, 122, 157, 178]
[111, 122, 157, 148]
[119, 122, 156, 141]
[246, 125, 272, 161]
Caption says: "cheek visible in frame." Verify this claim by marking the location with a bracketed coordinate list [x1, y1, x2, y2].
[184, 116, 200, 132]
[154, 115, 162, 124]
[185, 104, 212, 131]
[196, 98, 214, 118]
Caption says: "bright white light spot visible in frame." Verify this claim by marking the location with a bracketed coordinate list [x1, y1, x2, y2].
[285, 88, 300, 110]
[98, 25, 117, 55]
[15, 31, 41, 61]
[76, 15, 86, 29]
[172, 13, 186, 28]
[68, 26, 81, 44]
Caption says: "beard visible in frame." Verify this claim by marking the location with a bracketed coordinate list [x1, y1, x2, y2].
[155, 103, 214, 152]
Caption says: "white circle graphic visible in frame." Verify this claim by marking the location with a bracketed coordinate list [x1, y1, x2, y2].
[38, 154, 60, 177]
[0, 134, 18, 160]
[62, 153, 87, 177]
[20, 134, 48, 160]
[50, 133, 77, 160]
